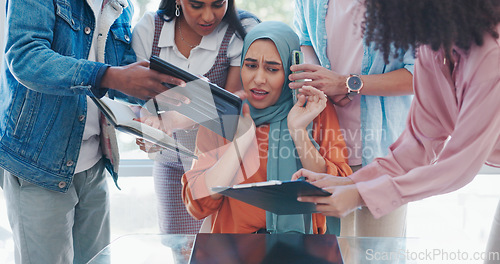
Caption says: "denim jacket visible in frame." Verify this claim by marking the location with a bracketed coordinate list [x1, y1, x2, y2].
[0, 0, 135, 192]
[294, 0, 415, 166]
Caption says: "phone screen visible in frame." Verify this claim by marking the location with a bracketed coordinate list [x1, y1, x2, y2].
[291, 50, 304, 103]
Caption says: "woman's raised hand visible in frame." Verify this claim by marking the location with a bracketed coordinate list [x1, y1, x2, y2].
[287, 85, 327, 131]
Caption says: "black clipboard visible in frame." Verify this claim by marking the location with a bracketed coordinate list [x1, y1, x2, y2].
[212, 180, 332, 215]
[149, 55, 242, 141]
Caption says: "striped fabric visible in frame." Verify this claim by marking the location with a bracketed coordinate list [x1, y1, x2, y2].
[151, 13, 235, 234]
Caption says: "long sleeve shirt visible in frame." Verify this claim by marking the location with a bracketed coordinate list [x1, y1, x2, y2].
[350, 29, 500, 218]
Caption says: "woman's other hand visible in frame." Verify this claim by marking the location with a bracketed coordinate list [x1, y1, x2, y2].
[133, 107, 197, 153]
[233, 90, 249, 101]
[234, 103, 255, 142]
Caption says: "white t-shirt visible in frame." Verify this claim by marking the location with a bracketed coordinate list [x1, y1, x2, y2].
[325, 0, 365, 166]
[132, 11, 256, 77]
[75, 0, 104, 173]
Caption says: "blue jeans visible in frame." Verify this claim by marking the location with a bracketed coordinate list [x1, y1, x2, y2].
[3, 159, 110, 264]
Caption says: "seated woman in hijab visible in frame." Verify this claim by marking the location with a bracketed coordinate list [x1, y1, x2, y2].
[182, 21, 351, 234]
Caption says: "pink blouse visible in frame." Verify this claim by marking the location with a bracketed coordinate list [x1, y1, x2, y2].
[350, 27, 500, 218]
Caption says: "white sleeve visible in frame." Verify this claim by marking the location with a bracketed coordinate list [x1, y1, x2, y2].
[227, 18, 260, 67]
[131, 12, 155, 62]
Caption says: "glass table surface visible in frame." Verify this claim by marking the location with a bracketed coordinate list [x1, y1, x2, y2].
[87, 234, 487, 264]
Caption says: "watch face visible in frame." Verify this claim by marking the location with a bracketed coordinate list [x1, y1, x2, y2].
[347, 76, 363, 91]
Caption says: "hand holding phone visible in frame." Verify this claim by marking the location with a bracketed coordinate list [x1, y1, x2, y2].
[291, 50, 304, 103]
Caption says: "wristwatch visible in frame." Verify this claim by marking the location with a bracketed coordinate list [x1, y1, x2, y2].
[345, 74, 364, 100]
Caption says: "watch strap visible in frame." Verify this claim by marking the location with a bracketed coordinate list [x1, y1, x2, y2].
[347, 91, 357, 100]
[333, 93, 352, 106]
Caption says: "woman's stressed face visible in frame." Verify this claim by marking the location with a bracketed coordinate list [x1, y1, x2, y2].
[241, 39, 285, 109]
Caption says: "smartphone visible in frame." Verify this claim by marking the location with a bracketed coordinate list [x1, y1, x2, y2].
[291, 50, 304, 103]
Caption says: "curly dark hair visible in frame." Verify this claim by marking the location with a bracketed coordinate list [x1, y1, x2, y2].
[157, 0, 247, 39]
[363, 0, 500, 61]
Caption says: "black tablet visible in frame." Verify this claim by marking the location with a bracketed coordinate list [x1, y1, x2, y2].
[149, 55, 242, 141]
